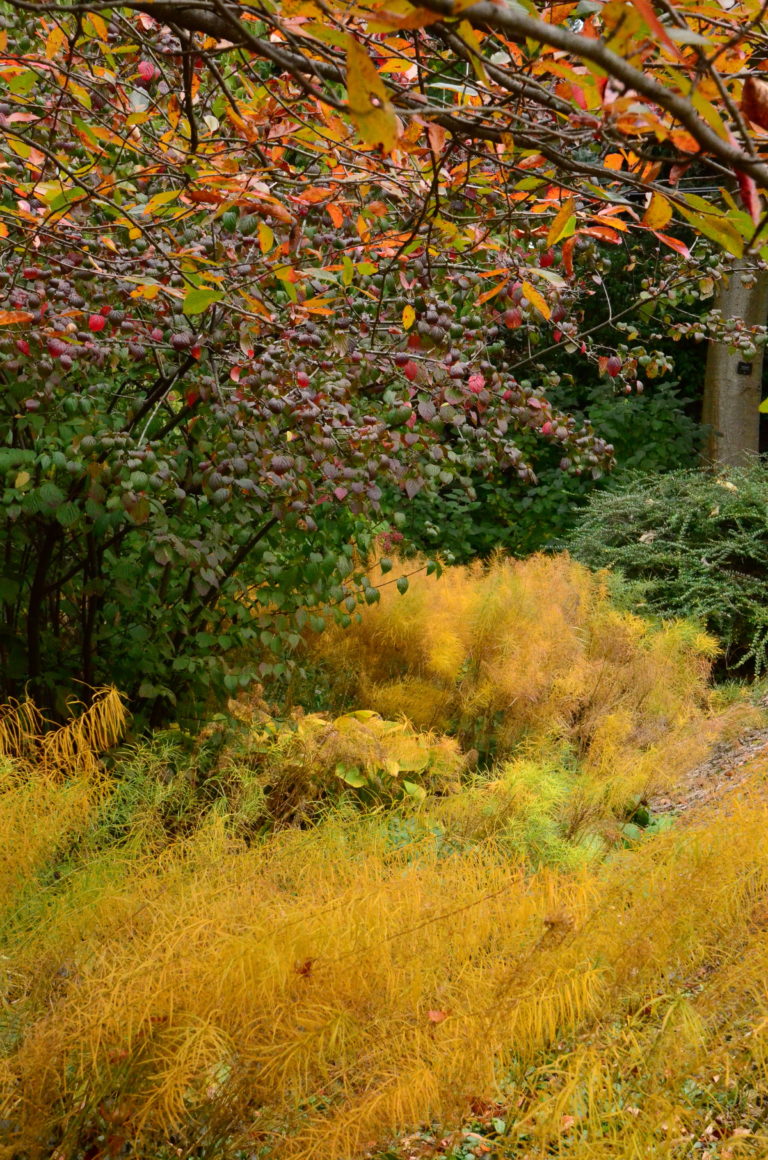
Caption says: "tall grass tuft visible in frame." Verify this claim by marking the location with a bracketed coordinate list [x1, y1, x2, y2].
[0, 686, 126, 776]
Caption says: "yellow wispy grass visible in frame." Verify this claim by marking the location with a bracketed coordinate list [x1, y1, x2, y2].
[2, 758, 768, 1157]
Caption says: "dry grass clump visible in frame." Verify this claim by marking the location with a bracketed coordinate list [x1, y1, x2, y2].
[2, 741, 768, 1158]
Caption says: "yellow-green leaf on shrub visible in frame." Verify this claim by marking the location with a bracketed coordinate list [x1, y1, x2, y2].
[346, 38, 397, 152]
[183, 287, 224, 315]
[335, 763, 367, 787]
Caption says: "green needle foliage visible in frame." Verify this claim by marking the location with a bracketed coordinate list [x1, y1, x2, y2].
[567, 461, 768, 675]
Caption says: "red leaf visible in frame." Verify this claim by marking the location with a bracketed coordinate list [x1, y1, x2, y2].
[652, 231, 690, 257]
[736, 170, 761, 225]
[428, 1009, 449, 1023]
[742, 77, 768, 131]
[629, 0, 684, 61]
[561, 237, 576, 278]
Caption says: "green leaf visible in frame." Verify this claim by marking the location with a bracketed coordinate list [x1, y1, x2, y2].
[336, 763, 367, 788]
[39, 482, 65, 508]
[0, 578, 19, 605]
[402, 779, 427, 801]
[677, 197, 744, 257]
[396, 576, 409, 595]
[55, 502, 80, 528]
[183, 287, 225, 315]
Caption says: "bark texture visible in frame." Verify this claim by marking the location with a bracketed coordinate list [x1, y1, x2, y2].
[703, 260, 768, 466]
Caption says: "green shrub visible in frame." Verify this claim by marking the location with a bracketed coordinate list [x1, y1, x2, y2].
[566, 461, 768, 674]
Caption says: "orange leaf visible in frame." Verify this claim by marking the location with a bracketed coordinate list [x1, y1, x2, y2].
[561, 236, 576, 278]
[603, 152, 625, 170]
[428, 1009, 449, 1023]
[326, 203, 343, 228]
[295, 186, 334, 204]
[579, 225, 621, 244]
[652, 231, 690, 257]
[0, 310, 34, 324]
[669, 128, 701, 154]
[368, 4, 443, 30]
[425, 122, 446, 154]
[476, 279, 509, 305]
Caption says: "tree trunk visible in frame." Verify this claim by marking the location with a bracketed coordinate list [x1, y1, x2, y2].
[703, 258, 768, 466]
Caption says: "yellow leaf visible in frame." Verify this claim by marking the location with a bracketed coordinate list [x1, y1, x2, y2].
[402, 304, 415, 329]
[14, 471, 31, 488]
[456, 21, 488, 85]
[521, 280, 551, 320]
[45, 24, 67, 60]
[258, 221, 274, 254]
[346, 38, 398, 152]
[130, 283, 161, 300]
[84, 12, 108, 41]
[63, 76, 92, 109]
[642, 192, 673, 229]
[142, 189, 180, 215]
[547, 197, 576, 247]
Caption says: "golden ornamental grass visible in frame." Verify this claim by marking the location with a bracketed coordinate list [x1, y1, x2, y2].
[0, 591, 767, 1158]
[1, 759, 768, 1157]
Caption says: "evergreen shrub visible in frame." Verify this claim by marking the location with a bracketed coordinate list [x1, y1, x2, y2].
[566, 461, 768, 674]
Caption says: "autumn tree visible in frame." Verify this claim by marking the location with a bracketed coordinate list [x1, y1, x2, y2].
[0, 0, 767, 716]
